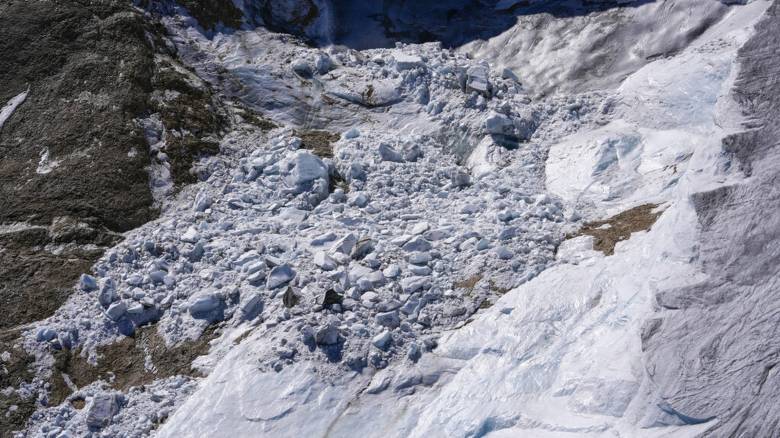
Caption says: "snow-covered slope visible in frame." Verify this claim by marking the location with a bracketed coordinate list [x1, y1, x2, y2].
[155, 2, 773, 437]
[12, 1, 779, 437]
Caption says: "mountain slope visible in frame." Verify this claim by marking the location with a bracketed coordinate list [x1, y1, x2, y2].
[3, 1, 777, 437]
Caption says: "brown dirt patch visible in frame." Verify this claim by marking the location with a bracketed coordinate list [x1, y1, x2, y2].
[49, 325, 218, 405]
[570, 204, 662, 255]
[296, 130, 339, 158]
[0, 330, 37, 436]
[0, 225, 119, 331]
[488, 280, 511, 295]
[70, 398, 86, 410]
[453, 274, 482, 295]
[234, 104, 278, 131]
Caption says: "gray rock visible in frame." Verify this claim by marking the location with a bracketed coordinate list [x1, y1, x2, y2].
[292, 59, 313, 78]
[235, 250, 262, 267]
[408, 252, 431, 265]
[181, 227, 200, 243]
[349, 192, 370, 208]
[125, 274, 143, 287]
[86, 393, 119, 430]
[311, 232, 337, 246]
[450, 169, 471, 188]
[127, 302, 144, 315]
[496, 246, 514, 260]
[314, 52, 332, 74]
[466, 64, 491, 94]
[361, 291, 379, 302]
[400, 296, 420, 315]
[372, 330, 392, 350]
[357, 277, 373, 292]
[149, 270, 166, 284]
[400, 276, 431, 294]
[315, 323, 340, 345]
[247, 269, 267, 286]
[376, 300, 402, 312]
[351, 238, 375, 260]
[378, 143, 404, 162]
[501, 67, 519, 82]
[403, 145, 423, 162]
[402, 236, 432, 252]
[375, 310, 401, 328]
[106, 302, 127, 321]
[36, 327, 57, 342]
[98, 279, 117, 308]
[244, 260, 266, 275]
[282, 287, 299, 308]
[264, 256, 284, 268]
[484, 111, 514, 135]
[240, 294, 263, 320]
[407, 342, 421, 361]
[498, 227, 518, 241]
[79, 274, 98, 291]
[408, 265, 432, 276]
[365, 270, 386, 287]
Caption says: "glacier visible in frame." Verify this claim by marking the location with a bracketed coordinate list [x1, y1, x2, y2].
[6, 1, 780, 437]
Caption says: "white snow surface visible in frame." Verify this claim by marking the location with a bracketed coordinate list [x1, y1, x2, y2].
[17, 1, 773, 437]
[0, 88, 28, 131]
[461, 0, 736, 96]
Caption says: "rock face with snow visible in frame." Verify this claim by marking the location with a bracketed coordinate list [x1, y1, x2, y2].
[4, 1, 779, 437]
[641, 4, 780, 435]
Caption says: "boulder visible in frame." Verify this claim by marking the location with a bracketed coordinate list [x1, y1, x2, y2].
[378, 143, 404, 162]
[98, 279, 117, 307]
[394, 53, 423, 71]
[401, 276, 431, 294]
[283, 151, 329, 194]
[450, 169, 471, 188]
[408, 252, 431, 265]
[330, 233, 357, 256]
[267, 265, 296, 289]
[315, 323, 340, 345]
[322, 289, 343, 307]
[466, 64, 491, 94]
[351, 238, 374, 260]
[372, 330, 392, 350]
[106, 302, 127, 321]
[410, 222, 430, 235]
[282, 287, 299, 308]
[36, 327, 57, 342]
[402, 236, 432, 252]
[188, 292, 222, 315]
[79, 274, 98, 291]
[484, 111, 514, 135]
[313, 251, 337, 271]
[375, 310, 401, 328]
[240, 293, 263, 320]
[86, 394, 119, 430]
[496, 246, 514, 260]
